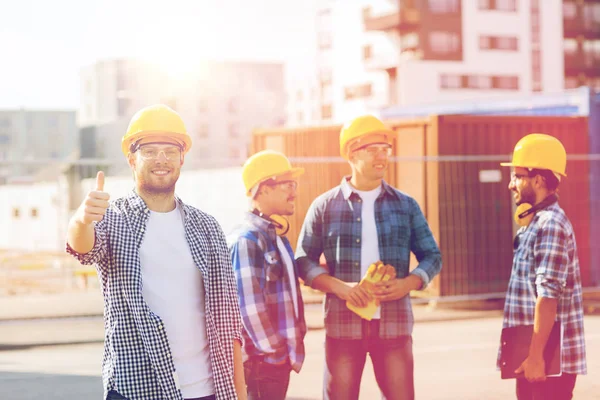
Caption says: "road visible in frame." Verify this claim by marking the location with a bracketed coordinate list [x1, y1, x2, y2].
[0, 315, 599, 399]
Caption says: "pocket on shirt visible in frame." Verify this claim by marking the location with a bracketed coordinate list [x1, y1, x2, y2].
[264, 250, 283, 282]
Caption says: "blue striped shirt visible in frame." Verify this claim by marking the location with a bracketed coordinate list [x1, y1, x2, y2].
[229, 212, 306, 372]
[499, 202, 587, 375]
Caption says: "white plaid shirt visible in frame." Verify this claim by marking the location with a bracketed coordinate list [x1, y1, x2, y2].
[66, 191, 243, 399]
[499, 202, 587, 375]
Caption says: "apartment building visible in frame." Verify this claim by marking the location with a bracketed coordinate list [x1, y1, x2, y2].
[0, 109, 77, 183]
[79, 59, 285, 172]
[308, 0, 599, 124]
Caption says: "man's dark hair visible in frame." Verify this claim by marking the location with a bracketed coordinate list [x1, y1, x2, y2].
[529, 168, 560, 191]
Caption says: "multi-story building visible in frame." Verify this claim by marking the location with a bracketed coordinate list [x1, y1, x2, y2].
[308, 0, 598, 124]
[563, 1, 600, 90]
[79, 59, 285, 172]
[0, 109, 77, 183]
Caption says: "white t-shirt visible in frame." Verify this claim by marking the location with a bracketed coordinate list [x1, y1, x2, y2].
[140, 204, 214, 398]
[355, 185, 382, 319]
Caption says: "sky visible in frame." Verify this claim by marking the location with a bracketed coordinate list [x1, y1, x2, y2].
[0, 0, 317, 109]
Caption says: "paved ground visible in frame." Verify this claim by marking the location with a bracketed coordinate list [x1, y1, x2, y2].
[0, 316, 599, 399]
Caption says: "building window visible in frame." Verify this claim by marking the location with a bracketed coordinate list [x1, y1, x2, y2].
[563, 39, 578, 57]
[297, 112, 304, 123]
[363, 45, 372, 60]
[321, 104, 332, 119]
[31, 208, 38, 218]
[494, 76, 519, 90]
[362, 6, 371, 20]
[496, 36, 518, 51]
[429, 31, 460, 54]
[319, 69, 332, 85]
[583, 40, 600, 66]
[318, 32, 332, 50]
[467, 75, 492, 89]
[479, 36, 518, 51]
[440, 74, 462, 89]
[229, 124, 239, 138]
[229, 147, 240, 160]
[479, 36, 491, 50]
[198, 98, 208, 113]
[479, 0, 516, 11]
[296, 90, 303, 101]
[228, 98, 239, 113]
[584, 4, 600, 30]
[12, 208, 20, 218]
[198, 124, 209, 139]
[428, 0, 460, 13]
[563, 2, 577, 19]
[344, 83, 372, 100]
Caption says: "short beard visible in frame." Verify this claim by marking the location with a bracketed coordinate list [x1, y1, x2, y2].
[516, 189, 535, 206]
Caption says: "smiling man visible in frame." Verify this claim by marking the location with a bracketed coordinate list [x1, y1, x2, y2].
[229, 150, 307, 400]
[499, 134, 586, 400]
[65, 105, 246, 400]
[296, 115, 442, 400]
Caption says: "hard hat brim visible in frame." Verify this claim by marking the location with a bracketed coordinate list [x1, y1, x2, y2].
[245, 167, 305, 196]
[122, 130, 192, 156]
[499, 162, 567, 177]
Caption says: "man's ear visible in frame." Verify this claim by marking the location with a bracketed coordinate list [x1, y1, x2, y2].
[127, 153, 136, 169]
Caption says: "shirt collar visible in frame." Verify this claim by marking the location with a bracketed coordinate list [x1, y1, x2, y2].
[245, 211, 277, 234]
[339, 176, 395, 200]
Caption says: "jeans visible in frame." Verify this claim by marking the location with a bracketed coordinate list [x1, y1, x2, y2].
[243, 357, 291, 400]
[516, 373, 577, 400]
[324, 320, 414, 400]
[106, 390, 215, 400]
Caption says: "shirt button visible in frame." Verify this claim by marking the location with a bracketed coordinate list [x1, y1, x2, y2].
[357, 199, 362, 203]
[356, 238, 360, 243]
[355, 262, 359, 267]
[357, 217, 361, 222]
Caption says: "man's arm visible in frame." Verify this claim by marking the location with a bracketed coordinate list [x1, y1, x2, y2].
[231, 236, 287, 359]
[233, 339, 247, 400]
[66, 171, 109, 263]
[295, 199, 371, 307]
[374, 197, 441, 301]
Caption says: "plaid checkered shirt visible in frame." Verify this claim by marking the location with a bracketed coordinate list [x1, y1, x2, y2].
[229, 212, 307, 372]
[66, 191, 243, 400]
[296, 178, 442, 339]
[499, 202, 587, 375]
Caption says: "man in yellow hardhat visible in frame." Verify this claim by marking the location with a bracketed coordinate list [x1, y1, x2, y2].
[296, 115, 442, 400]
[66, 104, 246, 400]
[498, 134, 586, 399]
[229, 150, 307, 400]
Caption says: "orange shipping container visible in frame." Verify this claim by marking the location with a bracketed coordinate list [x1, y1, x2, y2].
[251, 115, 591, 297]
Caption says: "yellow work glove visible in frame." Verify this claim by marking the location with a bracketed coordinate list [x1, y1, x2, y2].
[346, 261, 396, 321]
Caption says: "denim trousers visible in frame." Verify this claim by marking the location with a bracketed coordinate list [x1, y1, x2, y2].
[243, 356, 292, 400]
[324, 319, 414, 400]
[516, 373, 577, 400]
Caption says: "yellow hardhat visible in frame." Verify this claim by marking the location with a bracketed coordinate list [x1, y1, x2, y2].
[339, 115, 394, 160]
[500, 133, 567, 177]
[121, 104, 193, 156]
[242, 150, 304, 196]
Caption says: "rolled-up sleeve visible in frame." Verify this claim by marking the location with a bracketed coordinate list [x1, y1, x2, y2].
[295, 199, 329, 287]
[534, 219, 569, 298]
[65, 220, 108, 268]
[408, 198, 442, 289]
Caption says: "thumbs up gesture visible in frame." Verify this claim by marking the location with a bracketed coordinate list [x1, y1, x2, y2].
[76, 171, 110, 225]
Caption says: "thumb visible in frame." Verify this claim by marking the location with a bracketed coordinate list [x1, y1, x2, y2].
[514, 364, 524, 374]
[96, 171, 105, 191]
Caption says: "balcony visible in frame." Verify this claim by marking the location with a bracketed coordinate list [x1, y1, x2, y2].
[364, 49, 400, 71]
[564, 53, 600, 76]
[363, 8, 420, 33]
[564, 16, 600, 39]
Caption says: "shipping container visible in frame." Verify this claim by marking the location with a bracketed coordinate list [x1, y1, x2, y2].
[252, 115, 591, 297]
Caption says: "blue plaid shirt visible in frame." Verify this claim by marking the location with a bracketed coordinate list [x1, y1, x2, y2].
[66, 191, 243, 400]
[296, 178, 442, 339]
[229, 212, 306, 373]
[499, 202, 587, 375]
